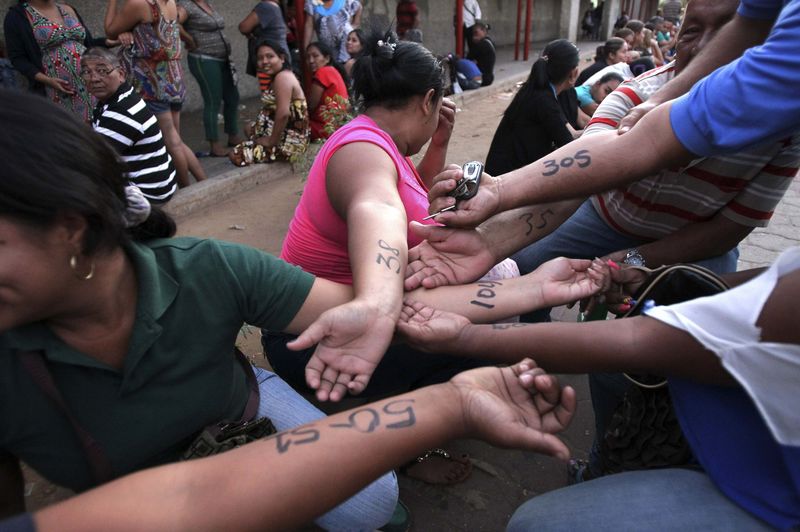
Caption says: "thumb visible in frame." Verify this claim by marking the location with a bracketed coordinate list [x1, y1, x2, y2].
[408, 220, 435, 240]
[287, 318, 329, 351]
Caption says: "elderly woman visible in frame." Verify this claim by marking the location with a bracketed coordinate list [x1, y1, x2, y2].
[104, 0, 207, 187]
[0, 90, 605, 528]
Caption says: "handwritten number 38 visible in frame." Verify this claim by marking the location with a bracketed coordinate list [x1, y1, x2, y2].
[542, 150, 591, 177]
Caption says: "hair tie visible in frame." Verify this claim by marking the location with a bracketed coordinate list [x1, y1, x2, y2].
[123, 185, 152, 228]
[377, 39, 397, 53]
[541, 54, 549, 61]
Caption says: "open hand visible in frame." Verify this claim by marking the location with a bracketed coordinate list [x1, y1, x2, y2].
[288, 300, 396, 402]
[397, 299, 471, 353]
[450, 359, 576, 460]
[533, 257, 608, 308]
[427, 165, 502, 228]
[404, 222, 495, 290]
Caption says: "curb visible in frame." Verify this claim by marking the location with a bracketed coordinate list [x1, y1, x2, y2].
[165, 49, 594, 219]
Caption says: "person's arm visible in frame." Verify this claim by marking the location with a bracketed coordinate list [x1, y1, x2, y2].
[288, 142, 409, 401]
[350, 2, 362, 28]
[31, 361, 575, 532]
[618, 11, 776, 132]
[415, 98, 456, 188]
[176, 6, 196, 51]
[238, 10, 259, 36]
[0, 453, 24, 519]
[404, 198, 582, 290]
[427, 101, 693, 229]
[651, 39, 665, 66]
[255, 71, 293, 149]
[307, 75, 325, 113]
[302, 10, 314, 53]
[104, 0, 146, 38]
[604, 212, 754, 269]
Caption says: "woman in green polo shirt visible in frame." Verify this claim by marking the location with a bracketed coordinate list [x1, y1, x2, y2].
[0, 91, 607, 527]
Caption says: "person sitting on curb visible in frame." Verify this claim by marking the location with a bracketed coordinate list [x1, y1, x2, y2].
[82, 47, 177, 205]
[467, 21, 494, 86]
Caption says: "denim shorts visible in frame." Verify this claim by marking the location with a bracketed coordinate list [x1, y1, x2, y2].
[145, 99, 183, 114]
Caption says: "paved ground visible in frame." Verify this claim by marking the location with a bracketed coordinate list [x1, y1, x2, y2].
[19, 41, 800, 530]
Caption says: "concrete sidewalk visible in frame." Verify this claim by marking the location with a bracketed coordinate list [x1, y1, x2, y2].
[165, 41, 603, 219]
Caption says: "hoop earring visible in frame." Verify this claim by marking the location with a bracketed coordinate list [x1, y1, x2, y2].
[69, 255, 95, 281]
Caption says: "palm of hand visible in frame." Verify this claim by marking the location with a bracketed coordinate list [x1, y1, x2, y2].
[397, 302, 470, 351]
[537, 258, 601, 307]
[304, 301, 396, 400]
[405, 227, 494, 290]
[450, 365, 573, 458]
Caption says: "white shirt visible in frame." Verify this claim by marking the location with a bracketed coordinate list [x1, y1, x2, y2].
[463, 0, 481, 27]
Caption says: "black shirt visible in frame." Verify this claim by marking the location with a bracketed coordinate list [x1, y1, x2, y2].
[576, 59, 608, 86]
[467, 37, 495, 86]
[485, 86, 574, 176]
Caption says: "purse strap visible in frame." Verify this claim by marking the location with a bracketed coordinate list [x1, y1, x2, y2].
[18, 350, 115, 484]
[18, 347, 261, 482]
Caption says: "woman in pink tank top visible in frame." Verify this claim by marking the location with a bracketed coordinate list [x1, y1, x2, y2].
[270, 33, 469, 402]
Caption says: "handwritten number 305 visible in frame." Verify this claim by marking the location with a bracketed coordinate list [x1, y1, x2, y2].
[542, 150, 591, 177]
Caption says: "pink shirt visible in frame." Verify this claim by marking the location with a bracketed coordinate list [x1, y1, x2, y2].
[281, 114, 434, 284]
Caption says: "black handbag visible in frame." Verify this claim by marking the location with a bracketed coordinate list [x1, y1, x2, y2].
[597, 263, 729, 474]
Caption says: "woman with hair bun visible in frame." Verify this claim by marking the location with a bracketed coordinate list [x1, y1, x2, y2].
[485, 39, 580, 176]
[0, 89, 398, 531]
[267, 32, 483, 403]
[306, 40, 349, 139]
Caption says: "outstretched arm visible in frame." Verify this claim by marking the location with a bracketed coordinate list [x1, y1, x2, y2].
[31, 361, 575, 532]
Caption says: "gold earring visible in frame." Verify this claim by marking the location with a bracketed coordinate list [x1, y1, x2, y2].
[69, 255, 95, 281]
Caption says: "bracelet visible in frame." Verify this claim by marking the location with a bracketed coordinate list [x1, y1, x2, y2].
[623, 248, 646, 267]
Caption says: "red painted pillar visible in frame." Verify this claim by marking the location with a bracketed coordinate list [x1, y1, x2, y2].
[514, 0, 523, 60]
[456, 0, 465, 57]
[523, 0, 533, 61]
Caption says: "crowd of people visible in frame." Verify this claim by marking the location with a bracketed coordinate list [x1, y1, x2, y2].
[1, 0, 799, 530]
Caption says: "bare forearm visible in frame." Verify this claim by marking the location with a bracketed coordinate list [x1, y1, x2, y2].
[497, 103, 693, 210]
[458, 318, 732, 384]
[348, 202, 408, 317]
[416, 142, 448, 189]
[407, 270, 548, 323]
[265, 112, 290, 147]
[104, 0, 118, 36]
[635, 218, 752, 268]
[35, 385, 462, 532]
[479, 199, 582, 262]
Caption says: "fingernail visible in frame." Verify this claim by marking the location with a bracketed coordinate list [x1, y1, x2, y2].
[607, 260, 621, 270]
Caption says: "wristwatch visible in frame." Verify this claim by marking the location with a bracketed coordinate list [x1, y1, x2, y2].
[623, 248, 646, 267]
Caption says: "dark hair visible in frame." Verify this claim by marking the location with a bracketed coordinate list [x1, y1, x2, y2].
[307, 41, 349, 85]
[614, 28, 634, 40]
[256, 39, 291, 71]
[351, 30, 444, 111]
[347, 28, 367, 56]
[0, 90, 175, 255]
[505, 39, 578, 118]
[595, 71, 624, 85]
[595, 37, 626, 62]
[530, 39, 579, 89]
[626, 19, 645, 34]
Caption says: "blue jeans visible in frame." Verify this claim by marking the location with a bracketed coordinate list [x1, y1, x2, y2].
[511, 200, 740, 473]
[512, 200, 739, 320]
[506, 469, 773, 531]
[255, 368, 398, 531]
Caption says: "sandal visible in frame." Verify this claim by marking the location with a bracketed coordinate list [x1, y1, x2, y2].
[378, 499, 412, 532]
[400, 448, 472, 485]
[567, 459, 595, 485]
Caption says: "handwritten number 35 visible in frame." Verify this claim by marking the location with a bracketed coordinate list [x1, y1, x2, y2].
[542, 150, 591, 177]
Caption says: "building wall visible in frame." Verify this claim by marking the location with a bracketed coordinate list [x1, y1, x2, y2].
[1, 0, 596, 111]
